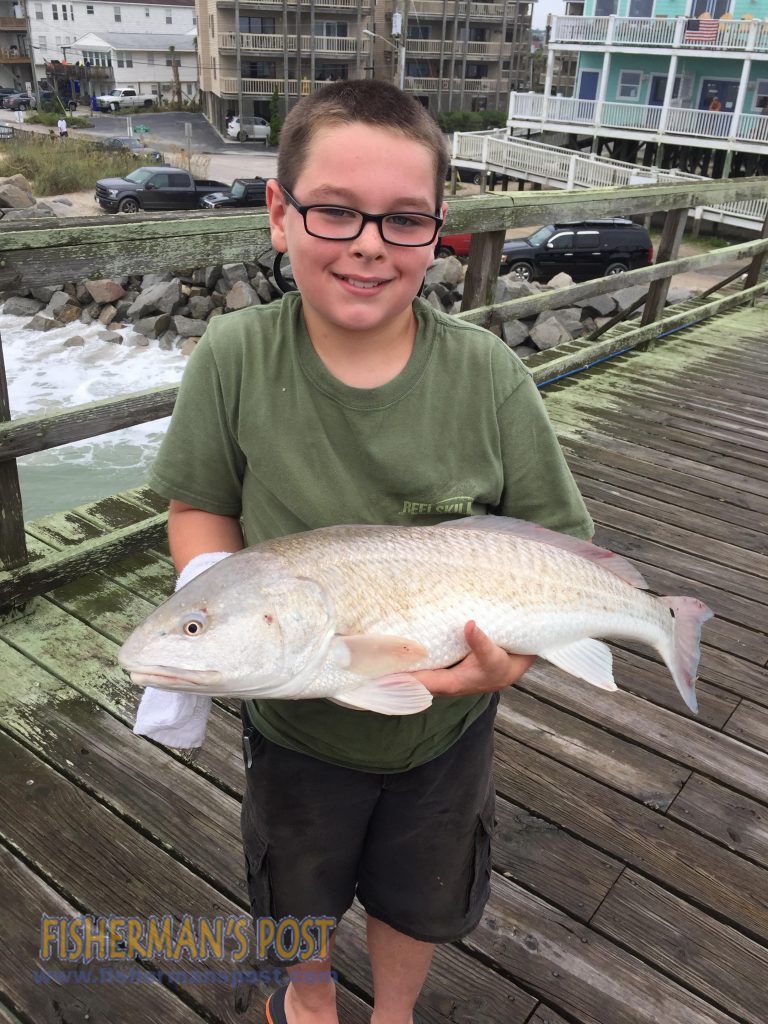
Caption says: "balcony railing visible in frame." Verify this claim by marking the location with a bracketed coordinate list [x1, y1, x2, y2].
[219, 32, 367, 53]
[409, 1, 506, 17]
[405, 76, 509, 93]
[0, 47, 29, 62]
[550, 14, 768, 53]
[508, 91, 768, 145]
[405, 39, 502, 57]
[0, 16, 25, 29]
[217, 0, 366, 8]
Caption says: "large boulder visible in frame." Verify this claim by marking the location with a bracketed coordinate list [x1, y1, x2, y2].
[133, 313, 172, 339]
[3, 296, 43, 316]
[425, 256, 463, 289]
[127, 279, 183, 319]
[221, 263, 250, 288]
[24, 314, 62, 332]
[612, 285, 648, 313]
[225, 280, 259, 311]
[84, 279, 126, 304]
[187, 294, 214, 320]
[546, 272, 575, 290]
[577, 293, 617, 318]
[173, 315, 208, 338]
[530, 316, 573, 351]
[0, 181, 35, 209]
[495, 277, 538, 306]
[501, 319, 529, 349]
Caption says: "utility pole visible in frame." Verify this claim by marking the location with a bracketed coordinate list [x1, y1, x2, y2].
[235, 0, 243, 127]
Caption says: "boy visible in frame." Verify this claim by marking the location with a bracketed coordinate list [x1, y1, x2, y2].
[146, 80, 591, 1024]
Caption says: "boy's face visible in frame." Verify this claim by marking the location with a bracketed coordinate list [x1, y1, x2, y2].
[267, 122, 445, 340]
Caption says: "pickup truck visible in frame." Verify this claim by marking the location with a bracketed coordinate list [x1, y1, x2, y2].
[95, 167, 228, 214]
[95, 88, 154, 112]
[199, 177, 267, 210]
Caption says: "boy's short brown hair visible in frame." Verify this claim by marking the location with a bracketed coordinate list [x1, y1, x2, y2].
[277, 80, 449, 209]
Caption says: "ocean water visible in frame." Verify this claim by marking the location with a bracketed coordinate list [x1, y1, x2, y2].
[2, 313, 187, 523]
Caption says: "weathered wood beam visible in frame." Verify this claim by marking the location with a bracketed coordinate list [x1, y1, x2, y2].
[0, 332, 27, 569]
[529, 278, 768, 388]
[459, 235, 768, 326]
[0, 385, 178, 461]
[640, 206, 689, 334]
[0, 514, 167, 608]
[461, 229, 506, 312]
[744, 209, 768, 291]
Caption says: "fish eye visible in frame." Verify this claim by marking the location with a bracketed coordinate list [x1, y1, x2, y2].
[180, 611, 207, 637]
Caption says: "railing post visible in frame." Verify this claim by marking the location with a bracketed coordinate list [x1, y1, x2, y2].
[0, 332, 29, 571]
[743, 208, 768, 293]
[639, 206, 689, 343]
[673, 15, 685, 48]
[566, 153, 577, 189]
[460, 229, 506, 315]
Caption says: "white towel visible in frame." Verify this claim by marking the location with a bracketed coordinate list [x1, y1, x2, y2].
[133, 551, 233, 749]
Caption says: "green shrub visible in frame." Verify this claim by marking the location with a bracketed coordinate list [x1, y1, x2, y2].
[269, 87, 282, 147]
[0, 136, 137, 194]
[436, 110, 508, 133]
[25, 111, 92, 129]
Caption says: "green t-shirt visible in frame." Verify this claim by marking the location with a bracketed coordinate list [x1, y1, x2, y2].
[148, 292, 592, 772]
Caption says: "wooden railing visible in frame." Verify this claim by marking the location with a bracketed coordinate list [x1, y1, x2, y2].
[550, 14, 768, 52]
[0, 179, 767, 606]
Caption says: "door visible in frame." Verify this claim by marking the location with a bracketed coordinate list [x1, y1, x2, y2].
[595, 0, 618, 13]
[628, 0, 653, 15]
[574, 230, 603, 279]
[539, 231, 575, 279]
[578, 70, 599, 101]
[698, 79, 738, 111]
[141, 171, 171, 210]
[649, 74, 681, 106]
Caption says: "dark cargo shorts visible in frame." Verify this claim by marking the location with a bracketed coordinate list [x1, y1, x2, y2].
[240, 696, 498, 946]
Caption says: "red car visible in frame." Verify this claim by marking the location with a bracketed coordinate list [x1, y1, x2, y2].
[435, 233, 472, 258]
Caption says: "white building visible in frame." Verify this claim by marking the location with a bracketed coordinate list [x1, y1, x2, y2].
[32, 0, 198, 103]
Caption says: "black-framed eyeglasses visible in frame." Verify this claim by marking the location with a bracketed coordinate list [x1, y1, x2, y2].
[280, 184, 443, 247]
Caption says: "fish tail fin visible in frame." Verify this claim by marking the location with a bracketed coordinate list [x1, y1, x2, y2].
[658, 596, 714, 714]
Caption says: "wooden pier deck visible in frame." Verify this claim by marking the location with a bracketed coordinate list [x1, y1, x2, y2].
[1, 302, 767, 1024]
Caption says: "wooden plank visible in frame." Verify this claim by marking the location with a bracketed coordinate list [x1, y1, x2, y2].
[0, 731, 373, 1024]
[641, 206, 688, 329]
[0, 846, 209, 1024]
[333, 901, 537, 1024]
[592, 870, 768, 1024]
[567, 454, 768, 554]
[517, 663, 768, 808]
[0, 385, 178, 461]
[0, 515, 167, 608]
[496, 690, 688, 811]
[0, 602, 244, 792]
[0, 639, 245, 902]
[493, 734, 768, 943]
[723, 701, 768, 753]
[668, 774, 768, 868]
[464, 873, 739, 1024]
[461, 227, 506, 311]
[0, 330, 27, 570]
[743, 207, 768, 290]
[492, 797, 624, 921]
[559, 434, 768, 523]
[527, 1007, 573, 1024]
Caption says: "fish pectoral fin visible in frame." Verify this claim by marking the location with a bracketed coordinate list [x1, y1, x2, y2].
[540, 639, 617, 691]
[328, 674, 433, 716]
[330, 634, 428, 677]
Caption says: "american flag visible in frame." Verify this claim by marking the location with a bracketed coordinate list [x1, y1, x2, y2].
[684, 18, 719, 42]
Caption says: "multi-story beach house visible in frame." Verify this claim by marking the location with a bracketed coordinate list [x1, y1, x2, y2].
[507, 1, 768, 179]
[0, 1, 34, 93]
[196, 0, 533, 130]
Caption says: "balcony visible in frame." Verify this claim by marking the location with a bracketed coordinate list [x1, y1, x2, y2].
[218, 32, 368, 55]
[405, 76, 509, 93]
[0, 16, 25, 28]
[217, 0, 368, 10]
[406, 39, 503, 58]
[409, 1, 506, 18]
[508, 91, 768, 146]
[550, 14, 768, 53]
[0, 46, 29, 63]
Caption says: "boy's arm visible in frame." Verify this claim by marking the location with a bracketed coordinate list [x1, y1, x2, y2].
[168, 500, 245, 572]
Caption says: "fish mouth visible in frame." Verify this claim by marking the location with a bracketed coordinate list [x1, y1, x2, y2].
[124, 665, 223, 688]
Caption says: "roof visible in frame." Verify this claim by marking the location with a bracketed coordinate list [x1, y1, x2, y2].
[71, 31, 196, 52]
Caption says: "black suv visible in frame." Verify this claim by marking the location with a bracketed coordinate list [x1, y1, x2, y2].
[500, 220, 653, 282]
[200, 177, 267, 210]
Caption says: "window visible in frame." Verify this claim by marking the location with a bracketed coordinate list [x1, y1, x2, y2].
[466, 62, 489, 80]
[147, 52, 154, 64]
[575, 231, 600, 249]
[145, 5, 150, 15]
[116, 51, 132, 67]
[86, 3, 93, 11]
[210, 13, 215, 36]
[38, 33, 46, 46]
[550, 232, 575, 250]
[165, 7, 172, 23]
[240, 15, 274, 32]
[243, 59, 276, 77]
[319, 21, 347, 36]
[754, 80, 768, 111]
[34, 2, 42, 18]
[618, 70, 642, 100]
[51, 3, 58, 19]
[62, 4, 67, 19]
[70, 4, 73, 17]
[83, 49, 110, 66]
[408, 25, 428, 39]
[114, 5, 121, 22]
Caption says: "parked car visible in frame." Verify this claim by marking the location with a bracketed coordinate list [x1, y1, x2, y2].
[95, 167, 228, 213]
[95, 87, 154, 112]
[2, 92, 36, 110]
[435, 233, 472, 258]
[200, 177, 268, 210]
[227, 115, 270, 144]
[103, 137, 163, 162]
[500, 220, 654, 282]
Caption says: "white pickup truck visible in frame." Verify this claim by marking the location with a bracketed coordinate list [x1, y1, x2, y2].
[95, 88, 155, 112]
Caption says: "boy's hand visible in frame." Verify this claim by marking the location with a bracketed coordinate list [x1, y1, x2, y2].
[412, 621, 536, 697]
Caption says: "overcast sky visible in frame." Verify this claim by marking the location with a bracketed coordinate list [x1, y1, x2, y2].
[532, 0, 564, 29]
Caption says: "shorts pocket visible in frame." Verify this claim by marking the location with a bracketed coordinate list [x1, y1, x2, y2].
[244, 833, 273, 922]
